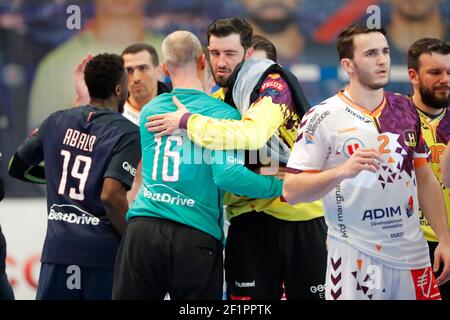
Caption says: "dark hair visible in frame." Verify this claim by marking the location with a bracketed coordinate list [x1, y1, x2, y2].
[408, 38, 450, 70]
[84, 53, 125, 100]
[336, 24, 387, 60]
[122, 43, 159, 67]
[252, 35, 278, 62]
[207, 18, 253, 50]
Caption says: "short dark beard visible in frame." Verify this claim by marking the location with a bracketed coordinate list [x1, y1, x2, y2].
[213, 75, 230, 88]
[210, 57, 245, 88]
[419, 85, 450, 110]
[354, 62, 388, 90]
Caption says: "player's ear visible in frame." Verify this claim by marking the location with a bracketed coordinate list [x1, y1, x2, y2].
[198, 53, 206, 71]
[341, 58, 354, 75]
[245, 47, 254, 60]
[114, 84, 121, 97]
[162, 63, 170, 77]
[408, 68, 419, 85]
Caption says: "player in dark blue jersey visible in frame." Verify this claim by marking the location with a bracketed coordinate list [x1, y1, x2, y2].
[9, 53, 141, 300]
[0, 152, 15, 300]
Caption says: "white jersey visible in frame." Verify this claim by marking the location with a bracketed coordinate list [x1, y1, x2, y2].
[122, 101, 140, 126]
[287, 90, 430, 269]
[325, 237, 440, 300]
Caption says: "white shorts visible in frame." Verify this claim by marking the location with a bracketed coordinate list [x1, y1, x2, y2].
[325, 237, 441, 300]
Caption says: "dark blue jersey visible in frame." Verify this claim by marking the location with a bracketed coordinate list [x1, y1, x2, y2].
[0, 152, 4, 201]
[1, 155, 7, 273]
[0, 226, 6, 273]
[15, 105, 140, 268]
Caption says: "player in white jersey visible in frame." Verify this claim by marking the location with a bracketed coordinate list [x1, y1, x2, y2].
[283, 25, 450, 300]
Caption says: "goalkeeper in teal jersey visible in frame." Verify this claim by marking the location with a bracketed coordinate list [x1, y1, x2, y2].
[112, 31, 282, 300]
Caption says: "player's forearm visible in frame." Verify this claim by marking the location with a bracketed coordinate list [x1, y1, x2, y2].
[441, 144, 450, 188]
[185, 99, 285, 150]
[102, 193, 128, 236]
[8, 153, 46, 184]
[101, 178, 129, 236]
[283, 167, 345, 204]
[212, 163, 283, 199]
[417, 167, 450, 244]
[187, 116, 278, 150]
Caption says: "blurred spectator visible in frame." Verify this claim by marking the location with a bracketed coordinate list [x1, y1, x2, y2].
[387, 0, 449, 64]
[28, 0, 164, 130]
[238, 0, 339, 105]
[385, 0, 450, 94]
[238, 0, 332, 66]
[1, 4, 50, 197]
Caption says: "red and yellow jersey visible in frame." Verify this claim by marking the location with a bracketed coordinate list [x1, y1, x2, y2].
[417, 107, 450, 242]
[186, 74, 323, 221]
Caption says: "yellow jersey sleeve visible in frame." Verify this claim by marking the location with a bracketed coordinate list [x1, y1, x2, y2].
[186, 96, 286, 150]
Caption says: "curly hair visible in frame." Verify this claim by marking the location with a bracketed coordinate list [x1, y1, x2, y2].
[84, 53, 125, 100]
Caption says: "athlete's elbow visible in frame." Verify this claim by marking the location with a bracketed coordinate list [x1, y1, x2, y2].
[100, 190, 115, 209]
[8, 154, 26, 181]
[282, 178, 299, 204]
[443, 171, 450, 189]
[282, 186, 299, 205]
[101, 186, 121, 209]
[283, 189, 315, 204]
[282, 178, 311, 204]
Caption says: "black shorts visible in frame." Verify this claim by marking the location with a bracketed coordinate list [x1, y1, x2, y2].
[36, 263, 114, 300]
[113, 216, 223, 300]
[428, 241, 450, 300]
[225, 212, 327, 300]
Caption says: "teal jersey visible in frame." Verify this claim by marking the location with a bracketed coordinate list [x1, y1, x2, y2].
[127, 88, 283, 244]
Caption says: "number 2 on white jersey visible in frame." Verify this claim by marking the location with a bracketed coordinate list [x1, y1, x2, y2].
[377, 135, 391, 154]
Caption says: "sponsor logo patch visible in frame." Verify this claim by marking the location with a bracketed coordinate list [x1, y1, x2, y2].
[403, 130, 417, 148]
[143, 184, 195, 207]
[342, 138, 364, 158]
[260, 80, 285, 92]
[49, 204, 100, 226]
